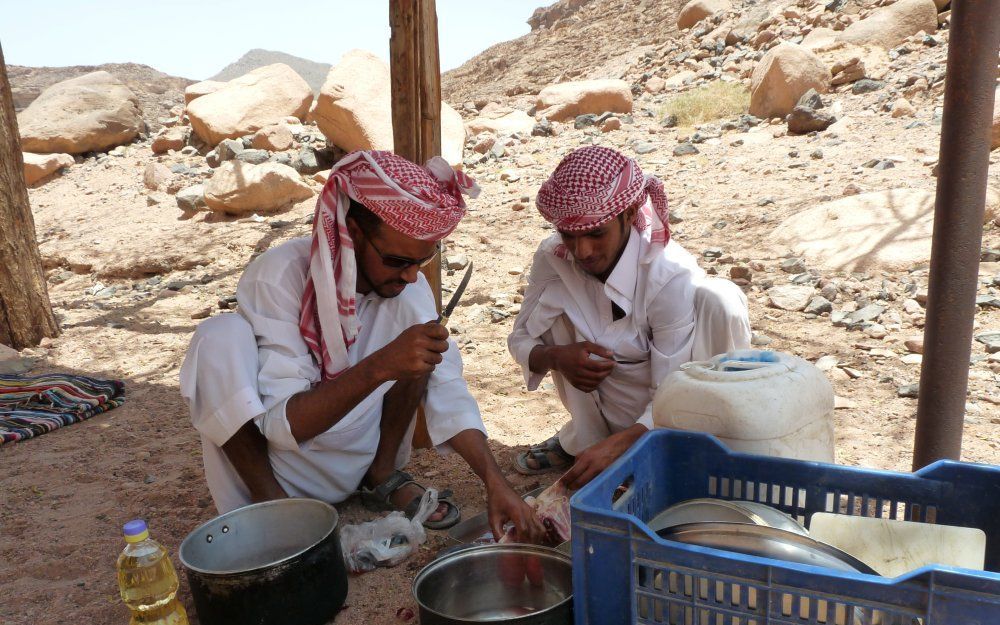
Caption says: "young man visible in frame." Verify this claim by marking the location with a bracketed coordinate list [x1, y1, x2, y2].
[181, 150, 543, 541]
[508, 146, 750, 489]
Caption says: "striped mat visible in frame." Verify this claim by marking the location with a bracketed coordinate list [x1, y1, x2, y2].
[0, 373, 125, 445]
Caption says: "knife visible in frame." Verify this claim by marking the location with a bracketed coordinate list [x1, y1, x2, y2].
[437, 261, 473, 327]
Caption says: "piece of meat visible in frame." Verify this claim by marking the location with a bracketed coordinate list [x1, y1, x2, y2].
[499, 481, 572, 546]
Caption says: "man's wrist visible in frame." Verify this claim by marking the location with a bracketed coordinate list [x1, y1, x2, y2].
[483, 469, 509, 494]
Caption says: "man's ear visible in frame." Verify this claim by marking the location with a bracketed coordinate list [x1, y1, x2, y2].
[345, 215, 364, 243]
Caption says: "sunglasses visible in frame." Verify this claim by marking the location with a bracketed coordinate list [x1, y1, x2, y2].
[367, 237, 437, 269]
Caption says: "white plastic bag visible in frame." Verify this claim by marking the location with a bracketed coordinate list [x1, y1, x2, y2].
[340, 488, 438, 573]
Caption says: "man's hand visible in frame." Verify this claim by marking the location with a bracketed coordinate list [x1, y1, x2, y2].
[545, 342, 616, 393]
[560, 424, 647, 490]
[487, 479, 547, 544]
[371, 321, 450, 381]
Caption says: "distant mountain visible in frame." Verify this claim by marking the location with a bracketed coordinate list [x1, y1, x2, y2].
[209, 49, 331, 95]
[7, 63, 193, 132]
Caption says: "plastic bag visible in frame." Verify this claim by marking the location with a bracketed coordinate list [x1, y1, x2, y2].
[340, 488, 438, 573]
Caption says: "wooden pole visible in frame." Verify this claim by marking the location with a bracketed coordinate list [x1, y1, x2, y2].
[390, 0, 443, 448]
[0, 41, 59, 349]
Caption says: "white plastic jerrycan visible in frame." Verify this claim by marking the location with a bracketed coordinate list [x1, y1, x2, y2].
[653, 349, 835, 462]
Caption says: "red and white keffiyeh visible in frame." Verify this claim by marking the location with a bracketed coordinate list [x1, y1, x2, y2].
[300, 150, 479, 380]
[535, 146, 670, 259]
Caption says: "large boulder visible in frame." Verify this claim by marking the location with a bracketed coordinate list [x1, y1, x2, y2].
[184, 80, 227, 104]
[766, 189, 953, 272]
[22, 152, 74, 185]
[465, 110, 535, 137]
[313, 50, 465, 166]
[535, 79, 632, 122]
[749, 43, 830, 119]
[677, 0, 731, 30]
[204, 161, 314, 214]
[17, 71, 142, 154]
[837, 0, 937, 49]
[151, 126, 189, 154]
[992, 88, 1000, 150]
[186, 64, 312, 146]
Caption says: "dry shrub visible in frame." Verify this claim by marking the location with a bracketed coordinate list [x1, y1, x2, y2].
[661, 81, 750, 127]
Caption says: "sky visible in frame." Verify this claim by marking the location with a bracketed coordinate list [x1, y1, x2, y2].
[0, 1, 553, 80]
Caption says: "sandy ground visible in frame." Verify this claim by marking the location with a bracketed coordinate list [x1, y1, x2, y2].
[2, 37, 999, 625]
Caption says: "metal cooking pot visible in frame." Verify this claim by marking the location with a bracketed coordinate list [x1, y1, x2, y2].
[414, 544, 573, 624]
[179, 498, 348, 625]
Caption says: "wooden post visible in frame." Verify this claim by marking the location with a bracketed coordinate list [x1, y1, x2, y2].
[0, 41, 59, 349]
[390, 0, 443, 448]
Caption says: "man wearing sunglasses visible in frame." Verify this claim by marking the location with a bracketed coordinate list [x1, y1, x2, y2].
[508, 146, 750, 490]
[181, 150, 544, 542]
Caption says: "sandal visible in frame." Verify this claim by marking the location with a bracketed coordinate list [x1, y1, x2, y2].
[513, 435, 575, 476]
[359, 470, 461, 530]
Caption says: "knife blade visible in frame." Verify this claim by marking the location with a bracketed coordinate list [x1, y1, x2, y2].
[438, 261, 473, 326]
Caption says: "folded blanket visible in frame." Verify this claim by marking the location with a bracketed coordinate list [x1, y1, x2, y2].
[0, 373, 125, 445]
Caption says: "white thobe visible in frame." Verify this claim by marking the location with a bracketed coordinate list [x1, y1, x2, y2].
[507, 229, 750, 455]
[180, 237, 485, 513]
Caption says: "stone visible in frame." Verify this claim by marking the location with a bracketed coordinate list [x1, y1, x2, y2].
[787, 106, 836, 134]
[204, 161, 314, 214]
[184, 80, 227, 104]
[749, 43, 831, 119]
[751, 332, 772, 346]
[901, 354, 923, 365]
[664, 71, 698, 89]
[729, 266, 752, 281]
[176, 184, 207, 212]
[805, 296, 834, 315]
[897, 383, 919, 398]
[465, 110, 535, 137]
[535, 79, 633, 122]
[143, 162, 172, 191]
[17, 71, 142, 154]
[767, 189, 939, 272]
[634, 142, 657, 154]
[904, 337, 925, 354]
[236, 149, 270, 165]
[974, 331, 1000, 353]
[815, 355, 839, 371]
[673, 142, 700, 156]
[849, 304, 886, 325]
[780, 258, 807, 273]
[146, 191, 171, 206]
[216, 138, 245, 161]
[852, 79, 885, 94]
[186, 64, 312, 146]
[645, 77, 666, 94]
[797, 89, 825, 110]
[22, 152, 74, 185]
[0, 343, 30, 374]
[575, 114, 599, 129]
[314, 50, 465, 166]
[293, 146, 335, 175]
[251, 124, 294, 151]
[891, 98, 916, 118]
[151, 126, 189, 154]
[864, 323, 888, 339]
[677, 0, 731, 30]
[601, 117, 622, 132]
[446, 254, 470, 270]
[977, 295, 1000, 309]
[837, 0, 938, 49]
[767, 284, 815, 311]
[532, 119, 555, 136]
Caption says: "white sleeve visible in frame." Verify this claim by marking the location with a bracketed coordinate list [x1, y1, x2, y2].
[639, 273, 696, 429]
[236, 255, 319, 452]
[395, 276, 486, 451]
[507, 246, 559, 391]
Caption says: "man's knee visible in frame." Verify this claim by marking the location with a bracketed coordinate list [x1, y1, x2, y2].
[190, 313, 255, 353]
[695, 278, 748, 323]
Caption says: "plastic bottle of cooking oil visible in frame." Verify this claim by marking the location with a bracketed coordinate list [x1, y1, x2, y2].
[116, 519, 189, 625]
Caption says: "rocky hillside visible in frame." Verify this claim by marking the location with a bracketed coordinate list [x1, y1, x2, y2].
[209, 49, 331, 94]
[7, 63, 192, 133]
[443, 0, 689, 104]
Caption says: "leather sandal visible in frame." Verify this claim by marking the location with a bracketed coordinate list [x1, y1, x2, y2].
[359, 469, 461, 530]
[513, 435, 575, 475]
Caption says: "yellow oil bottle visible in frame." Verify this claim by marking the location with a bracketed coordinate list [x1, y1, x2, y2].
[116, 520, 189, 625]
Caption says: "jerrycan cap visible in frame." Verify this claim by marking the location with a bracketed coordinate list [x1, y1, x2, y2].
[123, 519, 149, 543]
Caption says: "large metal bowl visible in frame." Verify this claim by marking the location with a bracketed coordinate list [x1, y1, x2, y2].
[414, 544, 573, 624]
[647, 498, 808, 535]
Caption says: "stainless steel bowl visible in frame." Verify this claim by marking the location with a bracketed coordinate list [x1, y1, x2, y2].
[413, 544, 573, 624]
[647, 498, 808, 536]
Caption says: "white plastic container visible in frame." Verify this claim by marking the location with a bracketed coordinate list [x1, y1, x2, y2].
[652, 349, 835, 462]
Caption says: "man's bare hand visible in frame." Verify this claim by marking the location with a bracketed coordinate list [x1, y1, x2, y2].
[372, 321, 450, 381]
[560, 424, 647, 490]
[488, 481, 547, 544]
[547, 342, 616, 393]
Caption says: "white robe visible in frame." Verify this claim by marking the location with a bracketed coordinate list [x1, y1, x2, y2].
[180, 237, 485, 513]
[507, 229, 750, 455]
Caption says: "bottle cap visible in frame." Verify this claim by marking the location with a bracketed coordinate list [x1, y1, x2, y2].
[123, 519, 149, 543]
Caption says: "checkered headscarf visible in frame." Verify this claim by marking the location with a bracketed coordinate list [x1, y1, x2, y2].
[536, 146, 670, 256]
[300, 150, 479, 380]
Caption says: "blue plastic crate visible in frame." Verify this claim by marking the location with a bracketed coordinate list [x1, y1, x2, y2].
[571, 430, 1000, 625]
